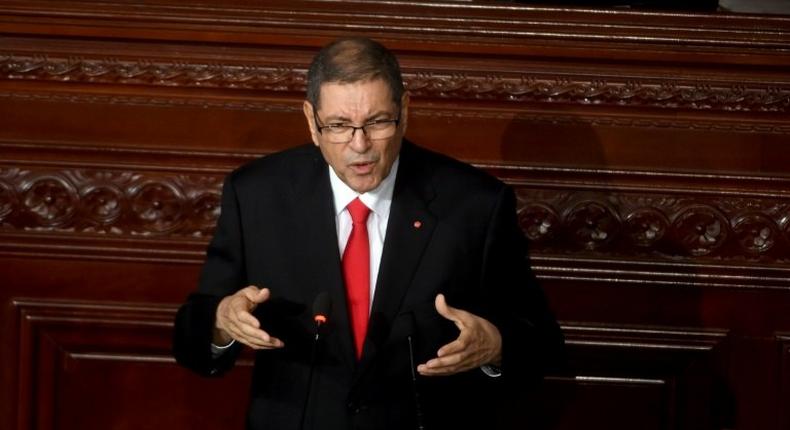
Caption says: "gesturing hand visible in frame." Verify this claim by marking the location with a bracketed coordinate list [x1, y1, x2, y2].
[214, 286, 284, 350]
[417, 294, 502, 376]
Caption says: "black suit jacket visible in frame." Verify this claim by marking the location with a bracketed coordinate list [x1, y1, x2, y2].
[173, 141, 564, 430]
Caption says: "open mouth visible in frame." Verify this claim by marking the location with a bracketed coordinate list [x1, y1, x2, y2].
[349, 161, 376, 175]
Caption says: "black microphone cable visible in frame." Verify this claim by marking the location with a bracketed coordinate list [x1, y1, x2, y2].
[404, 312, 426, 430]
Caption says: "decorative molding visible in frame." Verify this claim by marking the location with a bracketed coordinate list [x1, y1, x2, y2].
[1, 0, 789, 49]
[0, 166, 224, 238]
[0, 90, 304, 113]
[0, 55, 305, 91]
[407, 73, 790, 113]
[2, 163, 790, 271]
[562, 323, 729, 352]
[515, 188, 790, 263]
[413, 110, 790, 134]
[2, 55, 789, 113]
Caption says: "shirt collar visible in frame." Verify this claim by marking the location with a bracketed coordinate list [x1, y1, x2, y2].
[329, 157, 399, 217]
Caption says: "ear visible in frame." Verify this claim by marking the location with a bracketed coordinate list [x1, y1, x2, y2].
[399, 92, 410, 135]
[303, 101, 320, 146]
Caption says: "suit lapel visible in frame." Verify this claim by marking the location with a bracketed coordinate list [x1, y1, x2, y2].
[355, 143, 437, 376]
[291, 146, 356, 369]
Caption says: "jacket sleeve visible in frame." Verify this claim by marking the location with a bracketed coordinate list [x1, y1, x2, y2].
[172, 175, 246, 376]
[480, 185, 565, 384]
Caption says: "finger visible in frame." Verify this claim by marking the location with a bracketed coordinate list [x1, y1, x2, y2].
[227, 320, 283, 349]
[242, 333, 284, 350]
[434, 294, 455, 321]
[243, 286, 270, 304]
[247, 334, 284, 349]
[227, 313, 269, 342]
[238, 321, 271, 341]
[434, 294, 470, 328]
[236, 310, 261, 329]
[437, 336, 468, 357]
[417, 352, 470, 376]
[427, 352, 466, 369]
[238, 334, 283, 350]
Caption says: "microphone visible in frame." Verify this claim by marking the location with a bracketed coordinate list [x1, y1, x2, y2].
[300, 292, 331, 430]
[403, 312, 426, 430]
[312, 291, 331, 332]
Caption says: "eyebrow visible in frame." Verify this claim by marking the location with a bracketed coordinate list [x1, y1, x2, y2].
[322, 110, 395, 124]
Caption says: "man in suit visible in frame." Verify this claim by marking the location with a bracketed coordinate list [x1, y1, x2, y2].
[173, 37, 564, 430]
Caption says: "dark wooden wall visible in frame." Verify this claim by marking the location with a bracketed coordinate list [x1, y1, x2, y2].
[1, 1, 789, 429]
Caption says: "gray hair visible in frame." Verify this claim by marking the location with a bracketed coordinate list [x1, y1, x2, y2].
[306, 37, 405, 110]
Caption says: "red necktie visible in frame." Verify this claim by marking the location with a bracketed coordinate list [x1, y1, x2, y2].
[343, 197, 371, 360]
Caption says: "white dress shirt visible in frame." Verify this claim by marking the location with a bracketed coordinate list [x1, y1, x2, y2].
[329, 157, 399, 310]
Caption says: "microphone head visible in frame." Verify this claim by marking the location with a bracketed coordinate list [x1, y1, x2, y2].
[312, 292, 331, 324]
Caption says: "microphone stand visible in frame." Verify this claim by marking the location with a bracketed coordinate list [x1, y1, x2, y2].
[407, 334, 426, 430]
[300, 326, 322, 430]
[300, 293, 330, 430]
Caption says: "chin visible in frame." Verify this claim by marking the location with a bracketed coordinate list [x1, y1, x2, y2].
[350, 178, 380, 194]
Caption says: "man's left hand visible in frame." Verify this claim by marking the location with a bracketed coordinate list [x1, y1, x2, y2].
[417, 293, 502, 376]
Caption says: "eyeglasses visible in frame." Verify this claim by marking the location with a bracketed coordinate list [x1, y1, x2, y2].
[313, 109, 400, 144]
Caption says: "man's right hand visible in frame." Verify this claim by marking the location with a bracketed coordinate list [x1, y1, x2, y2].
[214, 286, 284, 350]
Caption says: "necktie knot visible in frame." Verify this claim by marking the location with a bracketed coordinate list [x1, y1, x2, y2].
[347, 197, 371, 225]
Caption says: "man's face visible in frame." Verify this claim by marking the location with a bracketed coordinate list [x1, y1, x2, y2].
[303, 79, 408, 194]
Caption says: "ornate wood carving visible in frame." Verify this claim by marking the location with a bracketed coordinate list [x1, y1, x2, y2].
[520, 188, 790, 262]
[407, 73, 790, 113]
[2, 54, 789, 112]
[0, 166, 223, 237]
[2, 161, 789, 271]
[0, 55, 305, 92]
[516, 188, 790, 262]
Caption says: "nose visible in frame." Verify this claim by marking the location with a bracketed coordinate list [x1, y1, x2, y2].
[347, 127, 371, 153]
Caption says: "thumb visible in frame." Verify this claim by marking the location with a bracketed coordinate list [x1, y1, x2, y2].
[435, 293, 462, 323]
[244, 286, 270, 306]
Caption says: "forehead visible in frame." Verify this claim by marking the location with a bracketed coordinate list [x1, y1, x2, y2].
[317, 79, 394, 113]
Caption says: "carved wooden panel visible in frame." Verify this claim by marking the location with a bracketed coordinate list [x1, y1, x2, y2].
[11, 296, 730, 430]
[13, 299, 253, 430]
[540, 324, 729, 429]
[538, 375, 670, 430]
[0, 166, 223, 237]
[2, 52, 788, 113]
[2, 156, 788, 293]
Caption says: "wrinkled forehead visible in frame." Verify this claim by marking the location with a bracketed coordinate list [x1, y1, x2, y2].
[316, 78, 398, 107]
[315, 79, 397, 114]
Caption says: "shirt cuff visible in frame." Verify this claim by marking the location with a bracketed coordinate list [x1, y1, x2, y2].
[210, 339, 236, 358]
[480, 364, 502, 378]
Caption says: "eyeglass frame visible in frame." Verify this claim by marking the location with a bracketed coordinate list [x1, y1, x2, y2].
[312, 106, 401, 144]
